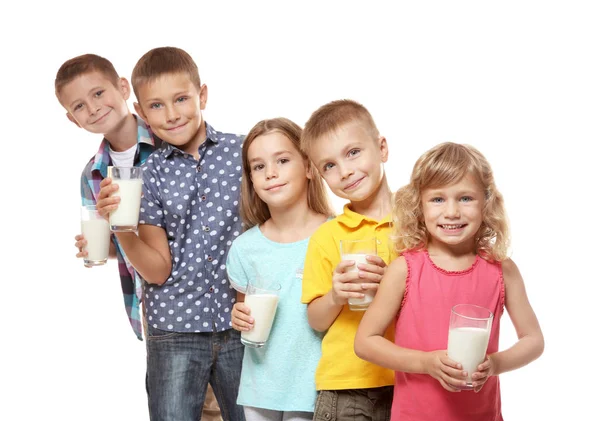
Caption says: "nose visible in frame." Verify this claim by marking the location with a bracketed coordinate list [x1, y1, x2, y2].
[88, 100, 101, 117]
[265, 163, 278, 180]
[339, 164, 354, 180]
[165, 104, 180, 123]
[444, 200, 460, 218]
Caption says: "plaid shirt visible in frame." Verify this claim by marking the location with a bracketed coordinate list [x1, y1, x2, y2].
[80, 115, 160, 340]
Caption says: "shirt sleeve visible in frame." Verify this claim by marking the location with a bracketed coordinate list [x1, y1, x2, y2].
[301, 235, 335, 304]
[138, 159, 165, 228]
[80, 168, 96, 207]
[225, 241, 249, 293]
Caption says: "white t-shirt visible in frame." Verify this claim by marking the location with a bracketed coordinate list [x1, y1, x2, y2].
[109, 143, 137, 168]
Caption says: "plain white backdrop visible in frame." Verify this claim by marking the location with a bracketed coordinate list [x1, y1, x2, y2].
[1, 1, 597, 419]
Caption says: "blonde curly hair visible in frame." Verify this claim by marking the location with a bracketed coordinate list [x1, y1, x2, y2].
[392, 142, 510, 261]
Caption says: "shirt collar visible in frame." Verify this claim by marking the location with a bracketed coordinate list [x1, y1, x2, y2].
[161, 121, 218, 159]
[337, 203, 393, 228]
[91, 114, 156, 177]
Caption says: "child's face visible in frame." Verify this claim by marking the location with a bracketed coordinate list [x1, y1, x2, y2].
[420, 174, 485, 251]
[309, 122, 388, 203]
[134, 72, 206, 154]
[248, 131, 310, 210]
[60, 71, 130, 135]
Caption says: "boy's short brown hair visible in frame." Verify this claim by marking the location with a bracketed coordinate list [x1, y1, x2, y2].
[131, 47, 201, 100]
[54, 54, 120, 100]
[301, 99, 380, 156]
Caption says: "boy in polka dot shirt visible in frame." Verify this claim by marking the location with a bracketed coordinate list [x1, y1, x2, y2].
[96, 47, 245, 421]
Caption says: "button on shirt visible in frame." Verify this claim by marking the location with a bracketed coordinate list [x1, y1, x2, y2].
[139, 123, 243, 332]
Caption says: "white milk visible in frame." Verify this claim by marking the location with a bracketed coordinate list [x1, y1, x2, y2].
[241, 294, 279, 346]
[342, 253, 374, 309]
[110, 178, 143, 230]
[81, 218, 110, 265]
[447, 326, 491, 384]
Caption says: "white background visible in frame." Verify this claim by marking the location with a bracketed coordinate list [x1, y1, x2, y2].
[1, 1, 598, 419]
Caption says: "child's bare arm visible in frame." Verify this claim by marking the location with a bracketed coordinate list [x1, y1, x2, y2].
[355, 257, 467, 392]
[114, 225, 171, 285]
[306, 260, 365, 332]
[477, 259, 544, 381]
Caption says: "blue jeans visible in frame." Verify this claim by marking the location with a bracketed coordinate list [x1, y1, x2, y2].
[146, 325, 245, 421]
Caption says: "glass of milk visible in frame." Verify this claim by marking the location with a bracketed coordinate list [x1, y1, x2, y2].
[447, 304, 493, 389]
[240, 280, 281, 348]
[108, 166, 143, 232]
[340, 238, 378, 311]
[80, 205, 110, 267]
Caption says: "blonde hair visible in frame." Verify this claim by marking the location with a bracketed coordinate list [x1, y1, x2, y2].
[131, 47, 201, 100]
[240, 118, 334, 229]
[392, 142, 510, 261]
[301, 99, 379, 157]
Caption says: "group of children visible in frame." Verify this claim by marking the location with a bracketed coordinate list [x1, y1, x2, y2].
[56, 46, 544, 421]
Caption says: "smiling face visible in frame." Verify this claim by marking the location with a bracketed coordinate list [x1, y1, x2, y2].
[59, 71, 130, 135]
[309, 122, 388, 204]
[134, 72, 206, 154]
[421, 173, 485, 252]
[247, 131, 311, 211]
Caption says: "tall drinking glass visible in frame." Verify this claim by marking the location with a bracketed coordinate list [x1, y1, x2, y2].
[340, 238, 378, 311]
[80, 205, 110, 267]
[108, 166, 143, 232]
[447, 304, 493, 390]
[241, 280, 281, 348]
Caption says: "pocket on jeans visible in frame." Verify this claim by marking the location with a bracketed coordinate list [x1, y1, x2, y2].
[313, 390, 333, 421]
[146, 325, 181, 341]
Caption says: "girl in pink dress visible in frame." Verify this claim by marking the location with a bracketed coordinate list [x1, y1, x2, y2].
[354, 142, 544, 421]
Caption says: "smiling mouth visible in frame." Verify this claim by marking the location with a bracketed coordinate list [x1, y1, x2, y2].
[266, 183, 286, 191]
[344, 177, 364, 191]
[91, 110, 111, 124]
[439, 224, 467, 230]
[167, 122, 188, 131]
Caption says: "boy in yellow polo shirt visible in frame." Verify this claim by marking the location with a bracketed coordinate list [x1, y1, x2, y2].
[300, 99, 395, 421]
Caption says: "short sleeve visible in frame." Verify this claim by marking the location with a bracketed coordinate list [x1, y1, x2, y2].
[301, 235, 334, 304]
[226, 240, 249, 293]
[139, 158, 165, 228]
[80, 166, 96, 207]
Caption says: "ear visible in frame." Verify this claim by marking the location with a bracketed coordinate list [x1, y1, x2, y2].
[305, 160, 313, 180]
[133, 102, 147, 121]
[199, 84, 208, 111]
[66, 112, 81, 128]
[378, 136, 389, 163]
[119, 77, 131, 101]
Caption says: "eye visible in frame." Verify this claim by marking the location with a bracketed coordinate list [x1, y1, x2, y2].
[150, 102, 162, 109]
[278, 158, 289, 164]
[431, 197, 444, 203]
[73, 103, 83, 111]
[323, 162, 334, 172]
[176, 96, 187, 103]
[94, 90, 104, 98]
[460, 196, 474, 202]
[348, 148, 360, 157]
[252, 164, 264, 171]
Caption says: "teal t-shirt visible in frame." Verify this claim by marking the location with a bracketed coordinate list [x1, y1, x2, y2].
[226, 225, 323, 412]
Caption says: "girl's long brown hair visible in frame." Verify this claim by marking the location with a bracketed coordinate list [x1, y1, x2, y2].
[240, 118, 334, 230]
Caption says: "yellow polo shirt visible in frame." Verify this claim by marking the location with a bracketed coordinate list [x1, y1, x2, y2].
[302, 204, 396, 390]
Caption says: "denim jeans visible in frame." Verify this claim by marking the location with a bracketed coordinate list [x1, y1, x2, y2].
[146, 325, 245, 421]
[313, 387, 393, 421]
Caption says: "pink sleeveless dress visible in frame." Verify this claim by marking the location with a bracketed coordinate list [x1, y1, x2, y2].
[391, 250, 505, 421]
